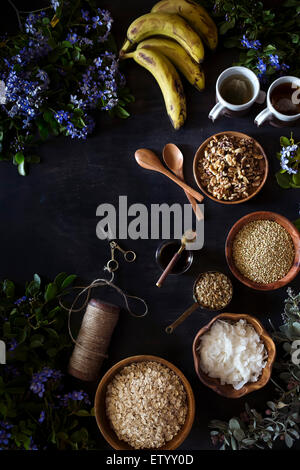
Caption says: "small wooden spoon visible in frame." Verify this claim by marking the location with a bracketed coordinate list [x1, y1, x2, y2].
[163, 143, 203, 221]
[135, 149, 204, 203]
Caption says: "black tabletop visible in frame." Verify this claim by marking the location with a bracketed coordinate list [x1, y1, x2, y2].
[1, 0, 299, 451]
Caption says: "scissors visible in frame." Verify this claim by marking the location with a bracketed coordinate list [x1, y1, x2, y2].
[106, 241, 136, 272]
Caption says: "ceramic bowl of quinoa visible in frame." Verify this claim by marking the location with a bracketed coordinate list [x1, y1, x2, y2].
[225, 211, 300, 291]
[94, 355, 195, 450]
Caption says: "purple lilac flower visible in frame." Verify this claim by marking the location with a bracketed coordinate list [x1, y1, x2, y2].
[30, 368, 63, 398]
[54, 110, 70, 124]
[66, 30, 78, 44]
[281, 63, 290, 71]
[257, 57, 267, 75]
[0, 422, 13, 450]
[28, 437, 38, 450]
[2, 62, 49, 128]
[81, 9, 90, 21]
[51, 0, 60, 11]
[38, 411, 45, 423]
[241, 35, 261, 50]
[14, 295, 27, 305]
[269, 54, 280, 70]
[58, 390, 91, 407]
[94, 57, 102, 67]
[280, 144, 298, 175]
[9, 338, 18, 352]
[92, 15, 102, 29]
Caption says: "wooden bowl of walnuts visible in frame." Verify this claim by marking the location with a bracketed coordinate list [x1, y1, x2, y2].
[94, 355, 195, 450]
[193, 131, 268, 204]
[192, 313, 276, 398]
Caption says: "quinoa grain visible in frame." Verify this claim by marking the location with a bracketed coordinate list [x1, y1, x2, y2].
[232, 220, 294, 284]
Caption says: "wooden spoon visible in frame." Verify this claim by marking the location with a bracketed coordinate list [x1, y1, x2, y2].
[135, 149, 204, 203]
[163, 143, 203, 221]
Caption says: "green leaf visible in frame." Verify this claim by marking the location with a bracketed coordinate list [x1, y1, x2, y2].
[54, 272, 67, 288]
[61, 274, 77, 290]
[285, 433, 294, 448]
[3, 279, 15, 299]
[75, 410, 90, 417]
[44, 283, 58, 302]
[276, 171, 291, 189]
[292, 172, 300, 186]
[233, 429, 245, 441]
[15, 152, 24, 164]
[229, 418, 241, 431]
[61, 40, 73, 48]
[280, 136, 291, 147]
[219, 18, 236, 35]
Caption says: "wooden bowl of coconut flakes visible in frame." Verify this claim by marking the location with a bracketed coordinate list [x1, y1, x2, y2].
[192, 313, 276, 398]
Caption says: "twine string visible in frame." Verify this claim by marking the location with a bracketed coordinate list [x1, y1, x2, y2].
[59, 270, 148, 350]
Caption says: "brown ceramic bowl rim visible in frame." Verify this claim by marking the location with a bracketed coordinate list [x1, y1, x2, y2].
[225, 211, 300, 291]
[193, 131, 269, 205]
[192, 313, 276, 399]
[94, 355, 196, 450]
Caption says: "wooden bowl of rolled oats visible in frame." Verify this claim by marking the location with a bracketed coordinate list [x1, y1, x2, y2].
[94, 355, 195, 450]
[193, 131, 268, 204]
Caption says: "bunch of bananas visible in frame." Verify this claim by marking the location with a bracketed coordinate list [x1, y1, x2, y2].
[119, 0, 218, 130]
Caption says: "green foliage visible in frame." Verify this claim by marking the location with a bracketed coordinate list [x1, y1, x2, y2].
[202, 0, 300, 78]
[275, 134, 300, 189]
[0, 272, 96, 450]
[209, 289, 300, 450]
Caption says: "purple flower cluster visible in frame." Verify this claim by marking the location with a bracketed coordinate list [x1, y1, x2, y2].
[30, 367, 63, 398]
[54, 110, 95, 139]
[0, 422, 13, 450]
[1, 61, 49, 129]
[80, 8, 113, 41]
[28, 436, 38, 450]
[8, 338, 18, 352]
[241, 35, 261, 50]
[77, 52, 119, 111]
[14, 295, 27, 306]
[58, 390, 91, 407]
[280, 144, 299, 175]
[38, 411, 45, 423]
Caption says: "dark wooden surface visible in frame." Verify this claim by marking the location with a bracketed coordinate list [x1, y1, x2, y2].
[1, 0, 299, 450]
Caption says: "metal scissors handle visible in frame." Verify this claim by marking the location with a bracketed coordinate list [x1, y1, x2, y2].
[106, 241, 136, 272]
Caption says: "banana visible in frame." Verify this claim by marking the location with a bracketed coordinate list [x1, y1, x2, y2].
[151, 0, 218, 51]
[137, 38, 205, 92]
[119, 12, 204, 64]
[122, 48, 186, 130]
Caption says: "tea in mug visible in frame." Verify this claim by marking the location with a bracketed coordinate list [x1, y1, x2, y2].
[270, 82, 300, 116]
[220, 74, 254, 105]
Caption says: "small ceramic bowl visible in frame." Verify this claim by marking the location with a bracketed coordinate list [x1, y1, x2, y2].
[94, 355, 195, 450]
[192, 313, 276, 399]
[193, 131, 269, 204]
[225, 211, 300, 291]
[155, 240, 193, 275]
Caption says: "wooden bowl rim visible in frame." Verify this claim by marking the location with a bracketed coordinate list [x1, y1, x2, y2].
[192, 313, 276, 399]
[193, 131, 269, 205]
[94, 354, 196, 450]
[225, 211, 300, 291]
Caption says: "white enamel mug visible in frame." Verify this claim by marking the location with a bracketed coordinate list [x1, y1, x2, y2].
[209, 66, 266, 122]
[255, 76, 300, 127]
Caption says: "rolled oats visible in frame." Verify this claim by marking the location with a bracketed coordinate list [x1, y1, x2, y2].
[106, 361, 188, 449]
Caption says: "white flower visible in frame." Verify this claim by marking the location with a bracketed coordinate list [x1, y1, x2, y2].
[0, 80, 6, 104]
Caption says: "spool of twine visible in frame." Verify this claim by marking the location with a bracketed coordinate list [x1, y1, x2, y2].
[68, 298, 120, 382]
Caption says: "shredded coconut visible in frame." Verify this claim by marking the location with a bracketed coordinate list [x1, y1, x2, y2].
[198, 319, 268, 390]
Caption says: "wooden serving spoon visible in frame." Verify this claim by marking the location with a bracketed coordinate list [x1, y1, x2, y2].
[135, 149, 204, 203]
[163, 143, 203, 221]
